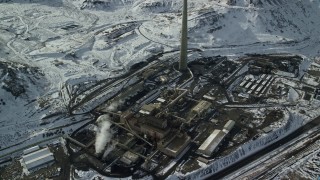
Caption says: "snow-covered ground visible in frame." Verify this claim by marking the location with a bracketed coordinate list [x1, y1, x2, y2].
[1, 0, 320, 174]
[277, 140, 320, 180]
[74, 168, 135, 180]
[224, 124, 320, 180]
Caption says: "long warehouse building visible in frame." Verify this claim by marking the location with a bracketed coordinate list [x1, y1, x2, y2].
[197, 120, 235, 157]
[197, 129, 226, 157]
[22, 146, 55, 172]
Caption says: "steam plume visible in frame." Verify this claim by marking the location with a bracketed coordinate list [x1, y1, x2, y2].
[107, 101, 122, 111]
[102, 143, 115, 159]
[95, 115, 112, 154]
[94, 101, 122, 154]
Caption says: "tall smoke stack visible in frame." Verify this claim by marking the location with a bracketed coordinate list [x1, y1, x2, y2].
[179, 0, 188, 71]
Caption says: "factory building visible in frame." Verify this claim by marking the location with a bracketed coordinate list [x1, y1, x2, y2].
[223, 120, 235, 133]
[239, 80, 247, 87]
[238, 74, 275, 97]
[140, 124, 170, 139]
[158, 133, 191, 158]
[21, 146, 54, 172]
[144, 116, 167, 129]
[192, 100, 212, 116]
[197, 120, 236, 157]
[120, 151, 140, 165]
[197, 129, 226, 157]
[245, 82, 253, 89]
[139, 103, 161, 115]
[23, 145, 40, 155]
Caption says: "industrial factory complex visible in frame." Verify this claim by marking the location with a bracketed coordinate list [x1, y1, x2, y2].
[1, 0, 320, 180]
[3, 49, 317, 179]
[58, 47, 318, 179]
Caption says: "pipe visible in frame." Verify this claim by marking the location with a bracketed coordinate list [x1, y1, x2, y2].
[166, 89, 188, 108]
[64, 135, 87, 148]
[101, 110, 121, 116]
[124, 119, 154, 147]
[179, 67, 194, 89]
[106, 119, 153, 147]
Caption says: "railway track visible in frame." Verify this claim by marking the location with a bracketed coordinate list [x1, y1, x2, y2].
[223, 122, 320, 180]
[68, 49, 189, 114]
[255, 131, 320, 180]
[69, 60, 161, 113]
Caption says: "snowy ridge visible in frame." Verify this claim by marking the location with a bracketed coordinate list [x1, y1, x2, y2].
[133, 0, 320, 51]
[133, 0, 188, 13]
[133, 0, 229, 14]
[0, 0, 63, 6]
[188, 0, 320, 46]
[80, 0, 134, 10]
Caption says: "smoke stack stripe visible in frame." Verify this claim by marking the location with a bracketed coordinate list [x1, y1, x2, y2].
[179, 0, 188, 71]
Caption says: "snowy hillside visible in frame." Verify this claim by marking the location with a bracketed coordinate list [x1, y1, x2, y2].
[1, 0, 320, 166]
[80, 0, 134, 10]
[139, 0, 320, 49]
[0, 61, 46, 146]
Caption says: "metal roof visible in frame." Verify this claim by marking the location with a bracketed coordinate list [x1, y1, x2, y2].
[240, 80, 247, 87]
[192, 100, 212, 115]
[245, 82, 253, 88]
[120, 151, 139, 165]
[198, 130, 226, 156]
[22, 147, 54, 170]
[223, 120, 235, 132]
[22, 147, 51, 163]
[25, 154, 54, 170]
[23, 146, 40, 155]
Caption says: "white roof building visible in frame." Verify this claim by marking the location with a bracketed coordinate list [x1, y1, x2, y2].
[23, 145, 40, 155]
[120, 151, 140, 165]
[245, 82, 252, 89]
[22, 147, 54, 172]
[251, 84, 258, 90]
[256, 79, 262, 84]
[256, 85, 264, 93]
[239, 80, 247, 87]
[223, 120, 235, 133]
[197, 130, 226, 157]
[266, 75, 272, 80]
[262, 80, 267, 85]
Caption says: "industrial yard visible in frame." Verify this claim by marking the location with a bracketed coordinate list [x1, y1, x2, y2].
[3, 53, 315, 179]
[63, 53, 320, 179]
[1, 52, 319, 179]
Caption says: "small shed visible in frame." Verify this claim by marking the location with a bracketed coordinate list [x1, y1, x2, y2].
[120, 151, 140, 165]
[262, 126, 273, 133]
[192, 100, 212, 116]
[223, 120, 235, 133]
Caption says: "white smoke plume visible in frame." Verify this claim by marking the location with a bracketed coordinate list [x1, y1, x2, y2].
[95, 101, 123, 154]
[102, 143, 115, 159]
[107, 100, 123, 111]
[95, 115, 112, 154]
